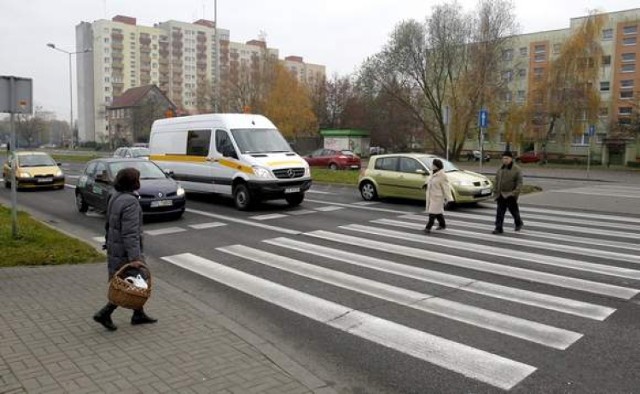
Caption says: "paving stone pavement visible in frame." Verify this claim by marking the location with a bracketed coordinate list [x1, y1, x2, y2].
[0, 263, 335, 394]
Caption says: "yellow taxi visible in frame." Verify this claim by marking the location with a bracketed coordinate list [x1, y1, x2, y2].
[3, 151, 65, 190]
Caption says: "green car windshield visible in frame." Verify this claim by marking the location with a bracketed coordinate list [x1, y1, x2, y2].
[109, 161, 166, 179]
[418, 157, 459, 172]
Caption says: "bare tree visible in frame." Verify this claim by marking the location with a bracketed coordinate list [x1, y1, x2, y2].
[15, 114, 46, 147]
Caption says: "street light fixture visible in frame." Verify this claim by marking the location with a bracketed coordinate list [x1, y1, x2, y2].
[46, 43, 91, 149]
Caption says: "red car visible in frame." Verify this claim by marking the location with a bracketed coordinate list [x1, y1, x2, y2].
[304, 149, 361, 170]
[516, 151, 541, 163]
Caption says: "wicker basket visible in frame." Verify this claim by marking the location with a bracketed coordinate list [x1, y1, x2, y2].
[108, 263, 152, 309]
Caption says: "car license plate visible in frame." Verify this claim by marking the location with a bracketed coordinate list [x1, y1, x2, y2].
[284, 187, 300, 194]
[37, 177, 53, 183]
[481, 188, 491, 195]
[151, 200, 173, 207]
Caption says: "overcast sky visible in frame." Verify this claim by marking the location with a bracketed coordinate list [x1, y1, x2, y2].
[1, 0, 638, 121]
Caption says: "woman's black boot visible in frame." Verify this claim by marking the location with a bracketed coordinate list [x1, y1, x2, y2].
[131, 308, 158, 325]
[93, 303, 118, 331]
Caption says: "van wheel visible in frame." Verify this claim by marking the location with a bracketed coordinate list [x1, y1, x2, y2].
[76, 191, 88, 213]
[233, 183, 253, 210]
[285, 192, 304, 207]
[359, 181, 377, 201]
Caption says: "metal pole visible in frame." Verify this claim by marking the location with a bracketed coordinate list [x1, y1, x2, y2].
[479, 128, 484, 174]
[9, 77, 18, 238]
[586, 136, 591, 179]
[213, 0, 219, 112]
[445, 105, 449, 161]
[68, 52, 74, 149]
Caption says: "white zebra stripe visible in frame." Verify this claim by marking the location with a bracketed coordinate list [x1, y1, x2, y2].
[264, 237, 615, 321]
[219, 244, 583, 350]
[161, 252, 537, 390]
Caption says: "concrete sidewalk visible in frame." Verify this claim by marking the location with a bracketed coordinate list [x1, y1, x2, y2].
[0, 263, 334, 393]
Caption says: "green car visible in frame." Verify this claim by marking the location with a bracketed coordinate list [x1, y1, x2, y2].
[358, 153, 493, 204]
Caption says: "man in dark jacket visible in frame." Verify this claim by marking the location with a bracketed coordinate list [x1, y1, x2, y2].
[492, 151, 523, 234]
[93, 168, 157, 331]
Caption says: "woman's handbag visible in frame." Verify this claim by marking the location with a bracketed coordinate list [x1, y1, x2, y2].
[108, 263, 152, 309]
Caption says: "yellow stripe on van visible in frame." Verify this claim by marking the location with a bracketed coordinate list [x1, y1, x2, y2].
[266, 160, 306, 167]
[219, 158, 254, 174]
[150, 154, 207, 163]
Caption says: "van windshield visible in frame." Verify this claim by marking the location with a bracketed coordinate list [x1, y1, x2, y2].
[231, 128, 292, 154]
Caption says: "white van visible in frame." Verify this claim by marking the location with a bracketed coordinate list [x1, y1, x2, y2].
[149, 113, 312, 210]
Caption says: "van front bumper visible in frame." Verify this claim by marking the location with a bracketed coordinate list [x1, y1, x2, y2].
[247, 179, 312, 199]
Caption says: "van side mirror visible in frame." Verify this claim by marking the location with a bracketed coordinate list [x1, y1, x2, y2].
[223, 147, 238, 160]
[164, 169, 175, 178]
[95, 171, 109, 183]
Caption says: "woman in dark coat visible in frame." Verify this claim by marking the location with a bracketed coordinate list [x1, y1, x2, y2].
[93, 167, 157, 331]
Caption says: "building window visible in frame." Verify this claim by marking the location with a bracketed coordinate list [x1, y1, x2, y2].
[502, 70, 513, 82]
[623, 25, 638, 35]
[623, 37, 637, 46]
[620, 90, 634, 99]
[622, 53, 636, 62]
[602, 29, 613, 41]
[534, 44, 545, 53]
[534, 53, 545, 62]
[553, 43, 561, 54]
[518, 68, 526, 78]
[621, 79, 634, 89]
[502, 49, 513, 61]
[105, 87, 110, 92]
[104, 38, 109, 43]
[519, 47, 528, 56]
[104, 77, 110, 83]
[517, 90, 525, 102]
[621, 64, 636, 73]
[602, 55, 611, 66]
[534, 67, 544, 80]
[600, 81, 610, 91]
[619, 107, 632, 115]
[572, 134, 589, 146]
[504, 91, 512, 102]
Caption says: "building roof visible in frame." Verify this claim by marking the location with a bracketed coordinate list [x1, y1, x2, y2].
[109, 85, 174, 110]
[320, 129, 370, 137]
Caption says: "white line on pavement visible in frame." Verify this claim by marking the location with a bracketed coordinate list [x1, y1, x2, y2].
[313, 206, 345, 212]
[161, 252, 536, 390]
[185, 208, 300, 235]
[265, 237, 614, 320]
[188, 222, 227, 230]
[145, 227, 187, 236]
[219, 244, 583, 350]
[250, 213, 288, 221]
[306, 230, 639, 300]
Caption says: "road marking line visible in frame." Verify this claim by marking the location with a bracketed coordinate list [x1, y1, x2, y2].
[549, 189, 640, 199]
[162, 252, 536, 390]
[265, 237, 615, 321]
[306, 230, 639, 300]
[186, 208, 300, 235]
[400, 214, 640, 253]
[219, 245, 583, 350]
[288, 209, 316, 215]
[250, 213, 289, 221]
[486, 206, 640, 224]
[306, 198, 408, 214]
[433, 211, 639, 241]
[145, 227, 187, 236]
[374, 219, 640, 264]
[352, 201, 380, 206]
[306, 189, 332, 194]
[65, 184, 76, 189]
[91, 236, 105, 243]
[188, 222, 226, 230]
[313, 206, 345, 212]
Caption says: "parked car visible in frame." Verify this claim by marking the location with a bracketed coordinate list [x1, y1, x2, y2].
[516, 151, 541, 163]
[304, 149, 361, 170]
[358, 153, 493, 205]
[466, 150, 491, 162]
[75, 158, 186, 219]
[113, 147, 150, 159]
[2, 151, 65, 190]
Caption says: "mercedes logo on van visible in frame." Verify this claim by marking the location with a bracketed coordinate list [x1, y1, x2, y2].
[158, 192, 163, 198]
[286, 169, 295, 178]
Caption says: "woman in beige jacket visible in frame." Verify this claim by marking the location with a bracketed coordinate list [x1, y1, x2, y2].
[424, 158, 453, 234]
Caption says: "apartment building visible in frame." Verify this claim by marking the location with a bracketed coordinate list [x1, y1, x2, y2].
[475, 8, 640, 165]
[76, 16, 325, 144]
[283, 55, 326, 88]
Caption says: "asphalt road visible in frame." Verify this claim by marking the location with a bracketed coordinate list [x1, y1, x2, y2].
[1, 162, 640, 393]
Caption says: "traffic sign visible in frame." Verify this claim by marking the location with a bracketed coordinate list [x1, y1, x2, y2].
[479, 109, 488, 128]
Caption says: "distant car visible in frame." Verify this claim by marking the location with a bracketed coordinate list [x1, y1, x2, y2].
[369, 146, 386, 156]
[2, 151, 65, 190]
[516, 151, 541, 163]
[113, 147, 150, 159]
[303, 148, 361, 170]
[75, 158, 186, 219]
[466, 150, 491, 162]
[358, 153, 493, 205]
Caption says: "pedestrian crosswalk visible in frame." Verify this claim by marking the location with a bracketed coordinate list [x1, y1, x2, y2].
[160, 203, 640, 390]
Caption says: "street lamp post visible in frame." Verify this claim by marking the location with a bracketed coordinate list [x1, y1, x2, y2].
[47, 43, 91, 149]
